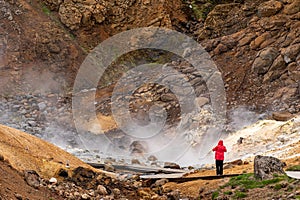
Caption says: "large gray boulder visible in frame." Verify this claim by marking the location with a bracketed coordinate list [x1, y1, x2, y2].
[254, 155, 286, 179]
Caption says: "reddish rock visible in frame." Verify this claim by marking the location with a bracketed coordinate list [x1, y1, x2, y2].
[283, 1, 300, 15]
[272, 111, 294, 121]
[257, 0, 283, 17]
[250, 32, 272, 50]
[214, 43, 228, 55]
[238, 33, 256, 47]
[230, 159, 243, 165]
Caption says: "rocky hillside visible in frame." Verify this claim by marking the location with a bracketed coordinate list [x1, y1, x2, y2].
[0, 0, 299, 119]
[0, 123, 298, 199]
[36, 0, 300, 115]
[0, 0, 299, 168]
[196, 0, 300, 114]
[0, 0, 299, 199]
[0, 0, 84, 95]
[42, 0, 189, 49]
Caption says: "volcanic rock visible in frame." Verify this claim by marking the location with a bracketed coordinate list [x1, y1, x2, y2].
[254, 155, 286, 180]
[164, 162, 181, 169]
[24, 170, 40, 189]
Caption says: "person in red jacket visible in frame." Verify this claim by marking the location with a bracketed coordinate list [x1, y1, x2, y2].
[212, 140, 227, 175]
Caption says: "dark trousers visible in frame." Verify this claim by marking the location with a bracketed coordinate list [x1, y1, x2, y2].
[216, 160, 224, 175]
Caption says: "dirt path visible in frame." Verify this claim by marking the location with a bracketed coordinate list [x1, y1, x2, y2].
[163, 156, 300, 198]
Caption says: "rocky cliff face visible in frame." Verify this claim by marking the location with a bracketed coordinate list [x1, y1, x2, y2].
[0, 1, 299, 199]
[197, 0, 300, 113]
[2, 0, 299, 114]
[0, 0, 300, 162]
[0, 0, 85, 95]
[42, 0, 189, 50]
[40, 0, 300, 114]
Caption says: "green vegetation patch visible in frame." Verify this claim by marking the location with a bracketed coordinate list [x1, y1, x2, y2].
[42, 4, 51, 15]
[223, 191, 233, 195]
[286, 165, 300, 171]
[190, 0, 215, 20]
[234, 191, 247, 199]
[219, 174, 295, 199]
[212, 191, 219, 200]
[225, 173, 287, 190]
[273, 183, 282, 190]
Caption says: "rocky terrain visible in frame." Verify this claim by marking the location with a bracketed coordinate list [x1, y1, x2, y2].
[0, 123, 298, 199]
[1, 0, 299, 139]
[0, 0, 299, 199]
[198, 0, 300, 113]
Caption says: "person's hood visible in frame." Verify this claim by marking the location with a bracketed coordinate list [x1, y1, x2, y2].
[218, 140, 223, 146]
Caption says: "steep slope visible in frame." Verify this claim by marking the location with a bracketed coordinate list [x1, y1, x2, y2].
[0, 124, 110, 178]
[0, 0, 299, 199]
[197, 0, 300, 113]
[1, 0, 299, 168]
[42, 0, 190, 50]
[0, 0, 299, 112]
[0, 0, 85, 95]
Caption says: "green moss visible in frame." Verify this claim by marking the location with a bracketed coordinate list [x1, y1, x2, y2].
[234, 191, 247, 199]
[273, 183, 282, 190]
[225, 173, 287, 190]
[286, 165, 300, 171]
[224, 191, 233, 195]
[212, 191, 219, 200]
[190, 0, 215, 20]
[42, 5, 51, 15]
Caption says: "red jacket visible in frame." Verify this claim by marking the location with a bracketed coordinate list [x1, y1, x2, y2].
[213, 140, 227, 160]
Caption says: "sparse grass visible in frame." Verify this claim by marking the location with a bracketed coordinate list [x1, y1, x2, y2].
[219, 173, 297, 199]
[42, 4, 51, 15]
[224, 191, 233, 195]
[185, 0, 220, 20]
[212, 191, 219, 199]
[262, 177, 284, 185]
[234, 191, 247, 199]
[286, 165, 300, 171]
[225, 173, 287, 190]
[273, 183, 282, 190]
[287, 177, 296, 183]
[191, 0, 214, 20]
[69, 32, 76, 40]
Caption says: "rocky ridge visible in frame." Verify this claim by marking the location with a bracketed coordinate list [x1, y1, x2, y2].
[197, 0, 300, 113]
[0, 0, 299, 133]
[42, 0, 189, 50]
